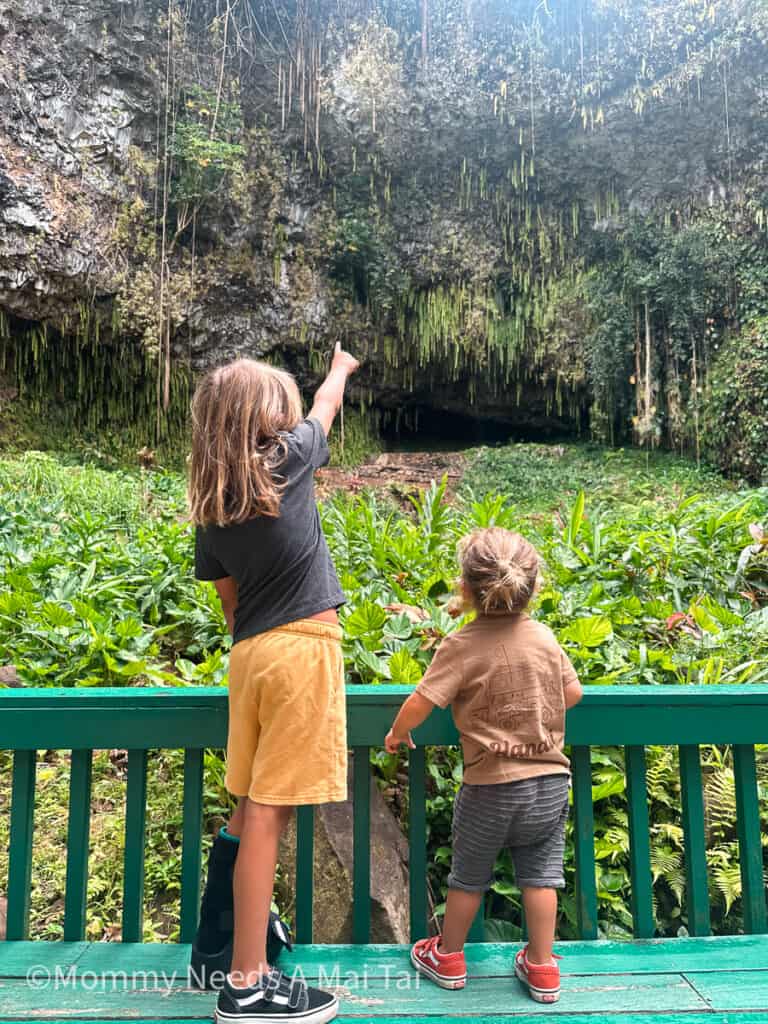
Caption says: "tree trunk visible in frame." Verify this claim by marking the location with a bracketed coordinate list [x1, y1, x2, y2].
[421, 0, 428, 64]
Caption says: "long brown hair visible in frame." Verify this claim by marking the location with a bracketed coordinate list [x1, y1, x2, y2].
[458, 527, 541, 615]
[188, 359, 303, 527]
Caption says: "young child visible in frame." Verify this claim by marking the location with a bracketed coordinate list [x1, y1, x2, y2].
[189, 346, 358, 1024]
[385, 527, 583, 1004]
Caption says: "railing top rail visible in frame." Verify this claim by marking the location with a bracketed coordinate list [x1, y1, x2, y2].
[1, 682, 767, 705]
[0, 684, 766, 749]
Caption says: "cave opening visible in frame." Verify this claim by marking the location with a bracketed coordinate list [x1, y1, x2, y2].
[379, 405, 584, 452]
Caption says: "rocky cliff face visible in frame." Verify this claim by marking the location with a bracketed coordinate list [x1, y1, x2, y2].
[1, 0, 766, 445]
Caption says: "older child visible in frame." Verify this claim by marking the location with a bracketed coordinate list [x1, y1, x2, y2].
[385, 528, 583, 1004]
[189, 346, 358, 1024]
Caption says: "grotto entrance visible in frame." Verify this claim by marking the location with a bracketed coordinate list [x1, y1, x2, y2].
[379, 405, 583, 452]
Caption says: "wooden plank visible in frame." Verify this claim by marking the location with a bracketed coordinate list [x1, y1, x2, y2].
[624, 745, 654, 938]
[570, 745, 598, 940]
[0, 941, 88, 977]
[2, 684, 768, 750]
[295, 805, 315, 944]
[407, 746, 428, 942]
[733, 744, 768, 935]
[3, 936, 767, 984]
[63, 749, 93, 941]
[122, 748, 148, 943]
[179, 748, 204, 944]
[0, 970, 710, 1017]
[74, 941, 194, 975]
[6, 749, 36, 940]
[352, 746, 371, 944]
[27, 1017, 768, 1024]
[279, 934, 768, 979]
[678, 744, 711, 937]
[12, 1016, 768, 1024]
[684, 969, 768, 1010]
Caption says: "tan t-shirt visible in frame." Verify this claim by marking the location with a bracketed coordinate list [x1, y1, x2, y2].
[415, 613, 578, 785]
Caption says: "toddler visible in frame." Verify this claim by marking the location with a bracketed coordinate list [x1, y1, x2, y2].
[385, 527, 583, 1003]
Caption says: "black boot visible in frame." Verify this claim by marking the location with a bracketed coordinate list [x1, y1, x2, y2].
[190, 831, 239, 990]
[189, 832, 293, 990]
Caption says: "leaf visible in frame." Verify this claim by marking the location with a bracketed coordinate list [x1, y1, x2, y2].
[383, 613, 415, 640]
[592, 774, 626, 801]
[567, 491, 585, 546]
[356, 648, 390, 681]
[691, 604, 721, 634]
[560, 615, 613, 648]
[345, 601, 387, 639]
[388, 648, 423, 684]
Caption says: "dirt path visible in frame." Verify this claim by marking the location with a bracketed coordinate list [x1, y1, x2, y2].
[316, 450, 468, 500]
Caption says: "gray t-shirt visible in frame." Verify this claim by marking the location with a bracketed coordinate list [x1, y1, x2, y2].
[194, 417, 346, 645]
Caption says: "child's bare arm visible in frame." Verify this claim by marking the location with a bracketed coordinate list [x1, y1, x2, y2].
[385, 691, 436, 752]
[565, 679, 583, 710]
[214, 577, 238, 636]
[308, 343, 359, 435]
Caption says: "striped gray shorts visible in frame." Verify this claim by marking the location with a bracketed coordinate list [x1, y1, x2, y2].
[448, 773, 570, 892]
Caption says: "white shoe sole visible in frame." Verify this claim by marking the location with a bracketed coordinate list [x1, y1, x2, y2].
[410, 949, 466, 990]
[216, 995, 339, 1024]
[514, 961, 560, 1003]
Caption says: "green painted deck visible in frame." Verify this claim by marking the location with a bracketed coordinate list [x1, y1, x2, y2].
[0, 936, 766, 1020]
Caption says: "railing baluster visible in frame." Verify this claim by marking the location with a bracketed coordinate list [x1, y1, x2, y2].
[467, 902, 485, 942]
[180, 748, 204, 943]
[571, 745, 598, 939]
[352, 746, 371, 944]
[7, 750, 36, 940]
[679, 744, 711, 936]
[64, 749, 93, 941]
[625, 745, 654, 938]
[733, 744, 767, 934]
[122, 749, 148, 942]
[295, 806, 315, 943]
[408, 746, 427, 941]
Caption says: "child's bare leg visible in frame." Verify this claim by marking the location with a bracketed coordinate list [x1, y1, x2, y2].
[229, 799, 292, 986]
[522, 886, 557, 964]
[227, 796, 246, 838]
[440, 888, 483, 953]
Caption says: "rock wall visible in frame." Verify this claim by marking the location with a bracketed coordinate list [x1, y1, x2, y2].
[1, 0, 767, 442]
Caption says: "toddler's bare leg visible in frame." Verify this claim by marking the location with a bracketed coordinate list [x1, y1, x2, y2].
[229, 799, 293, 987]
[440, 888, 484, 953]
[522, 886, 557, 964]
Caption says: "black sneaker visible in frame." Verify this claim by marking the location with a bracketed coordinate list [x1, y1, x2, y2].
[215, 969, 339, 1024]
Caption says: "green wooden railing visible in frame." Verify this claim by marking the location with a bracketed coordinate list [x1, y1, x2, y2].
[1, 685, 766, 945]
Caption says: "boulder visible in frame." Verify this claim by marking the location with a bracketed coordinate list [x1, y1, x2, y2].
[279, 767, 412, 943]
[0, 666, 22, 687]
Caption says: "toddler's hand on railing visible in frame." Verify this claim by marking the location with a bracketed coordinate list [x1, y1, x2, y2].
[384, 728, 416, 753]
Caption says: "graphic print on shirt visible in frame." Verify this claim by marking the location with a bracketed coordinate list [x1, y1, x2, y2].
[471, 642, 560, 760]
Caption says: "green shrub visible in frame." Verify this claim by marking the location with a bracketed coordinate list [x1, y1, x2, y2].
[704, 318, 768, 484]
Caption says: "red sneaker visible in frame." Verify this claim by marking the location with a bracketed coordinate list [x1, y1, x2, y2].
[410, 936, 467, 989]
[514, 946, 561, 1003]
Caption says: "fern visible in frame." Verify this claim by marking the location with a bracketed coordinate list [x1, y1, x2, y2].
[651, 844, 682, 883]
[712, 860, 742, 915]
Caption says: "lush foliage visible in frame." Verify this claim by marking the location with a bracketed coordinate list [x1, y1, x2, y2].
[704, 317, 768, 485]
[1, 444, 766, 940]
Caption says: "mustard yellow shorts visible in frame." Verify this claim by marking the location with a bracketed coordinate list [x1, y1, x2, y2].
[225, 618, 348, 805]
